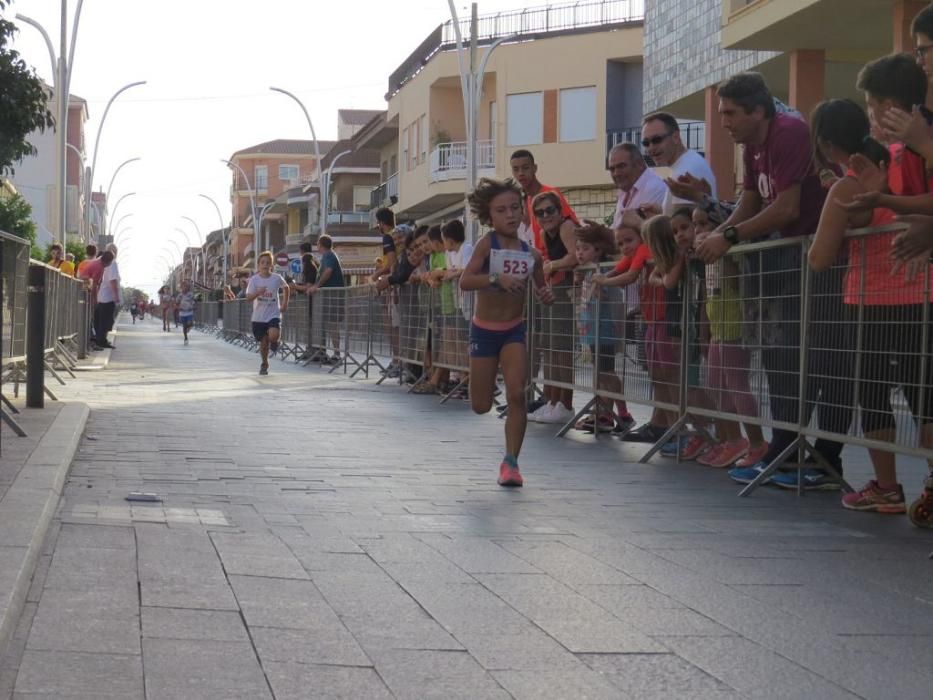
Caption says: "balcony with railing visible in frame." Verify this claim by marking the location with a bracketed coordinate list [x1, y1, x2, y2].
[370, 172, 399, 209]
[429, 140, 495, 182]
[326, 211, 371, 225]
[388, 0, 644, 96]
[606, 120, 706, 164]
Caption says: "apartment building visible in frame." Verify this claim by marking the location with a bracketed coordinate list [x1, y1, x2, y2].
[11, 91, 89, 247]
[643, 0, 921, 195]
[226, 138, 334, 273]
[367, 0, 647, 228]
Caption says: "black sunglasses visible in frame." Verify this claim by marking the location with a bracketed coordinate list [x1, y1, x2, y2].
[533, 205, 559, 218]
[641, 132, 671, 148]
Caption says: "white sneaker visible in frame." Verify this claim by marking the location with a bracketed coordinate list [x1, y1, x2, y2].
[528, 403, 554, 423]
[539, 403, 574, 425]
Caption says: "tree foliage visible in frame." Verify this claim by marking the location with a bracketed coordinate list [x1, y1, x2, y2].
[0, 0, 56, 176]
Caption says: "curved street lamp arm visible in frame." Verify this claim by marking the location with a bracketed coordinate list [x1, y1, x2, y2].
[87, 81, 147, 222]
[15, 15, 57, 77]
[65, 0, 85, 97]
[269, 87, 325, 234]
[105, 157, 141, 213]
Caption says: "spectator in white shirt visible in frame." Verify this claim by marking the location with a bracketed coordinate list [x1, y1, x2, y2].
[608, 143, 669, 235]
[641, 112, 718, 214]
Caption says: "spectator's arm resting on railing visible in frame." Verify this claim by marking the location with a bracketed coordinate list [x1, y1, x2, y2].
[892, 214, 933, 261]
[810, 176, 873, 272]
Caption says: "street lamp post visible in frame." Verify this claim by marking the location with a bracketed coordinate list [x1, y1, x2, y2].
[180, 216, 206, 287]
[101, 157, 141, 236]
[446, 1, 513, 242]
[221, 159, 259, 267]
[198, 194, 229, 286]
[85, 81, 147, 241]
[106, 192, 136, 238]
[324, 149, 352, 226]
[17, 2, 85, 249]
[113, 226, 133, 246]
[173, 227, 196, 282]
[269, 87, 326, 236]
[257, 202, 276, 252]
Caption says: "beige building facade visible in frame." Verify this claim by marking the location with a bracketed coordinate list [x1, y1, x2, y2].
[376, 2, 647, 227]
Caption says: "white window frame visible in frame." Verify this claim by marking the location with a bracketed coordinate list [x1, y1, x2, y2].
[278, 164, 299, 182]
[559, 86, 597, 142]
[420, 114, 428, 161]
[402, 127, 409, 171]
[353, 185, 371, 212]
[254, 165, 268, 190]
[506, 92, 543, 147]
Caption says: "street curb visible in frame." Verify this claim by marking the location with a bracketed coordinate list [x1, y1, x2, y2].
[0, 402, 89, 657]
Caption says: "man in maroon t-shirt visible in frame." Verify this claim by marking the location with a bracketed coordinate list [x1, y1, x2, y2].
[696, 72, 847, 489]
[80, 251, 113, 350]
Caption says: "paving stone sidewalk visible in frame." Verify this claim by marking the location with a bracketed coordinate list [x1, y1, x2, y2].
[2, 316, 932, 699]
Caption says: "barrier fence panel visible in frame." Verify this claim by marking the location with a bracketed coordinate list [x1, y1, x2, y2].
[430, 285, 471, 400]
[304, 290, 327, 362]
[371, 289, 399, 383]
[799, 224, 933, 463]
[344, 285, 378, 378]
[279, 295, 309, 361]
[397, 283, 429, 387]
[195, 301, 220, 331]
[1, 232, 29, 437]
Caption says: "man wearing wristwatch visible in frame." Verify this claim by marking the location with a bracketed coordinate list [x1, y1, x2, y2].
[696, 72, 850, 492]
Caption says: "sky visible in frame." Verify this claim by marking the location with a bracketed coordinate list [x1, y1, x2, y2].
[6, 0, 530, 294]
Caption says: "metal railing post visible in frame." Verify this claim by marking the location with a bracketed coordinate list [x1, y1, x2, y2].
[26, 265, 46, 408]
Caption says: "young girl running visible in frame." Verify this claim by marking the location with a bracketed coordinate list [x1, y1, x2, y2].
[158, 286, 173, 332]
[461, 178, 554, 487]
[246, 251, 290, 376]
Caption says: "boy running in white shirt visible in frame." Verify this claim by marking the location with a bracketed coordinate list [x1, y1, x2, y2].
[246, 251, 290, 375]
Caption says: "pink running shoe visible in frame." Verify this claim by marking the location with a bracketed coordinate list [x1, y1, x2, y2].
[497, 460, 524, 488]
[705, 439, 749, 469]
[679, 435, 711, 461]
[841, 480, 905, 514]
[697, 443, 725, 466]
[734, 442, 769, 468]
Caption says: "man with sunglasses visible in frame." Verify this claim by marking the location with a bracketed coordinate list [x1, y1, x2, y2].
[641, 112, 717, 215]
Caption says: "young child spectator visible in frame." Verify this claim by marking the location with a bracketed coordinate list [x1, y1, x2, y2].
[415, 225, 449, 394]
[693, 208, 768, 468]
[593, 225, 665, 441]
[433, 220, 473, 395]
[574, 222, 630, 433]
[460, 177, 554, 487]
[642, 211, 716, 462]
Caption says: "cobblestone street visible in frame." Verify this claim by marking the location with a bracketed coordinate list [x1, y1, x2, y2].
[3, 317, 933, 699]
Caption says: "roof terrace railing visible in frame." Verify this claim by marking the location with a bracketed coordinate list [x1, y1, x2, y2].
[387, 0, 645, 98]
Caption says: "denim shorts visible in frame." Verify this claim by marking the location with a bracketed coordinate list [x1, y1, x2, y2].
[469, 321, 526, 358]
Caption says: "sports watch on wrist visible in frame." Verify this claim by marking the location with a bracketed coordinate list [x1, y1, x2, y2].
[488, 272, 500, 288]
[723, 226, 740, 245]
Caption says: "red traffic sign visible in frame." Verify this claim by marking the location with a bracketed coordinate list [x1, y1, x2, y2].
[275, 252, 289, 267]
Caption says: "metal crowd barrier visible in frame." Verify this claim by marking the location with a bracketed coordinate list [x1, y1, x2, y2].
[1, 239, 89, 439]
[195, 301, 221, 333]
[1, 232, 29, 436]
[211, 224, 932, 502]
